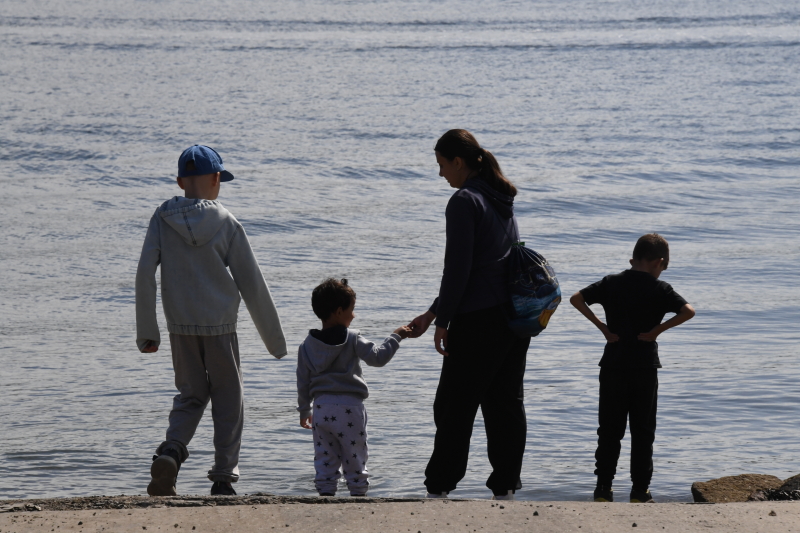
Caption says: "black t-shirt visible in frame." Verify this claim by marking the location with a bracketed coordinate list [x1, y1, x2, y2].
[580, 270, 688, 368]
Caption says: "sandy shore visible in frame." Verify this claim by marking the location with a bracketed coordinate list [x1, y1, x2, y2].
[1, 495, 798, 532]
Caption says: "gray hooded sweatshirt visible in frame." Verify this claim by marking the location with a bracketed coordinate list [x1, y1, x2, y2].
[296, 329, 402, 420]
[136, 197, 287, 357]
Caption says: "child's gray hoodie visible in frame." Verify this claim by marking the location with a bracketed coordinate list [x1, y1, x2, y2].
[136, 196, 287, 357]
[296, 329, 402, 420]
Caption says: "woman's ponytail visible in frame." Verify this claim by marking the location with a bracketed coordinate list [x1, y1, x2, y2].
[434, 129, 517, 197]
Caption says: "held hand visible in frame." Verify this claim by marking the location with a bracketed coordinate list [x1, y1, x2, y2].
[598, 324, 619, 343]
[393, 325, 412, 339]
[407, 311, 435, 338]
[637, 328, 662, 342]
[142, 341, 159, 353]
[434, 326, 449, 356]
[300, 416, 313, 429]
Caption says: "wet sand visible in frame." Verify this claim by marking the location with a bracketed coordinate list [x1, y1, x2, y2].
[1, 495, 798, 532]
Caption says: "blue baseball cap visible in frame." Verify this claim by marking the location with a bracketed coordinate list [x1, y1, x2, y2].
[178, 145, 234, 182]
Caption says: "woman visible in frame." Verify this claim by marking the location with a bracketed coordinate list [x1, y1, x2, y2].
[407, 129, 531, 500]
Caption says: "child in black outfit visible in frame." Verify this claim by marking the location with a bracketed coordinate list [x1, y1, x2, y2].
[570, 233, 695, 503]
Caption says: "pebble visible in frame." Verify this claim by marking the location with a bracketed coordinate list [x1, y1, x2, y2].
[632, 523, 638, 527]
[769, 510, 777, 516]
[533, 511, 539, 516]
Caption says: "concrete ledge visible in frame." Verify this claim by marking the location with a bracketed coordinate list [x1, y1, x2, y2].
[2, 496, 799, 532]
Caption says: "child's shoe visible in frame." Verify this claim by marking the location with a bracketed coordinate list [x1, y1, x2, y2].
[593, 485, 613, 502]
[210, 481, 237, 496]
[425, 491, 449, 499]
[491, 490, 515, 501]
[629, 487, 654, 503]
[147, 450, 180, 497]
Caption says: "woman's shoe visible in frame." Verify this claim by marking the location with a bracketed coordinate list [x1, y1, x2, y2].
[629, 487, 654, 503]
[593, 485, 613, 502]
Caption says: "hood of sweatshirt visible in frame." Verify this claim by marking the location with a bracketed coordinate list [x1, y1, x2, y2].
[158, 197, 231, 247]
[301, 330, 355, 375]
[463, 178, 515, 219]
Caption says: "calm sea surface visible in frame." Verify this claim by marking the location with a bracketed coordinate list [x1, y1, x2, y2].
[1, 0, 799, 502]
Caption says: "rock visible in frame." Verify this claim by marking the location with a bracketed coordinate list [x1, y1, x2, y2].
[691, 474, 783, 503]
[780, 474, 800, 492]
[748, 488, 800, 502]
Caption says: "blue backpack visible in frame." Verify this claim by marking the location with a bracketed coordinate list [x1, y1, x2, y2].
[506, 242, 561, 337]
[480, 186, 562, 337]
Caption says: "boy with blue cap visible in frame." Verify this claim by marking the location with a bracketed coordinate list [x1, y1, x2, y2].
[136, 145, 287, 496]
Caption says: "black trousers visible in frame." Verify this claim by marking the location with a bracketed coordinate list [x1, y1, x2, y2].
[424, 305, 531, 495]
[594, 367, 658, 489]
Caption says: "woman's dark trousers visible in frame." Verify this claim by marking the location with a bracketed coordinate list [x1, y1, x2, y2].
[594, 367, 658, 489]
[424, 305, 531, 495]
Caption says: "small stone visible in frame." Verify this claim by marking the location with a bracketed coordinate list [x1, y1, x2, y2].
[499, 505, 504, 509]
[410, 512, 414, 515]
[533, 511, 539, 516]
[78, 522, 83, 525]
[769, 510, 777, 516]
[174, 524, 179, 528]
[142, 528, 146, 530]
[632, 523, 638, 527]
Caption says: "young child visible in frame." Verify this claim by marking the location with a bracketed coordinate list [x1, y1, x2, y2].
[570, 233, 695, 503]
[136, 144, 287, 497]
[296, 278, 411, 497]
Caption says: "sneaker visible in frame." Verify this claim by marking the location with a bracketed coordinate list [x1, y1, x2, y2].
[210, 481, 237, 496]
[630, 487, 654, 503]
[147, 452, 179, 497]
[491, 490, 515, 501]
[593, 485, 613, 502]
[425, 491, 449, 499]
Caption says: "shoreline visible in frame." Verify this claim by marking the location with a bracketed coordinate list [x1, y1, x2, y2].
[2, 495, 799, 533]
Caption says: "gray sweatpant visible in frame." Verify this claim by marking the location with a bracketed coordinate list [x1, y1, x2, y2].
[156, 332, 243, 483]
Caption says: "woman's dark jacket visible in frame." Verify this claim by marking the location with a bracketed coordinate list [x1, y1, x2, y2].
[429, 178, 518, 328]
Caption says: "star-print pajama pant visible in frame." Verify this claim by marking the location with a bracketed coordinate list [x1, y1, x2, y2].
[311, 397, 369, 496]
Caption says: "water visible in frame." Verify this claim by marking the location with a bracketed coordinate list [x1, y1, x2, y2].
[1, 0, 799, 502]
